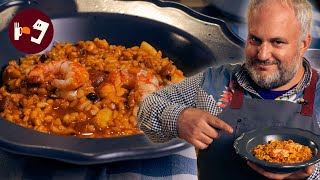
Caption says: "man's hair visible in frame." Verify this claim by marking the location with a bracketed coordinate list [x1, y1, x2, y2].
[246, 0, 313, 40]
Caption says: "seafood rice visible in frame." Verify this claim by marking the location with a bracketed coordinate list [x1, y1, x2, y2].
[0, 38, 185, 137]
[253, 139, 313, 164]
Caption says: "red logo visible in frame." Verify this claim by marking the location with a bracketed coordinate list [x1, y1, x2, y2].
[9, 9, 54, 54]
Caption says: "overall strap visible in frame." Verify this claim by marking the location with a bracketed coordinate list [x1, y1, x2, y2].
[230, 84, 244, 109]
[301, 69, 318, 116]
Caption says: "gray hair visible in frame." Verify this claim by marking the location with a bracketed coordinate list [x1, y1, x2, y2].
[246, 0, 313, 40]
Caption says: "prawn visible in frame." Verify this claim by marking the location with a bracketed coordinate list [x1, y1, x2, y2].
[270, 149, 289, 159]
[97, 68, 160, 106]
[54, 81, 94, 101]
[127, 69, 160, 107]
[134, 69, 160, 101]
[27, 60, 90, 90]
[284, 142, 302, 151]
[269, 142, 302, 159]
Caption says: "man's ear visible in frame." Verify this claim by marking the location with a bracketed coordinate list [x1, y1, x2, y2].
[300, 34, 312, 54]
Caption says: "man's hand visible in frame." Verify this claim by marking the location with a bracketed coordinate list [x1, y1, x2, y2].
[177, 108, 233, 149]
[247, 161, 314, 180]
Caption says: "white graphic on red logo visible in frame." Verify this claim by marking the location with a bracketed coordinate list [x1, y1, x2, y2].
[13, 19, 49, 45]
[31, 19, 49, 44]
[13, 22, 22, 40]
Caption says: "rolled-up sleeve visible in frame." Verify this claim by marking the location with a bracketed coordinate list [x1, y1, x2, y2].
[138, 72, 204, 143]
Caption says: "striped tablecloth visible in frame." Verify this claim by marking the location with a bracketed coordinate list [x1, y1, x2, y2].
[0, 146, 197, 180]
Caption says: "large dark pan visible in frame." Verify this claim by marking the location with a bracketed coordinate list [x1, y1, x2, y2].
[0, 0, 245, 164]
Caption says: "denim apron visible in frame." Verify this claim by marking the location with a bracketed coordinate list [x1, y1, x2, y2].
[198, 69, 320, 180]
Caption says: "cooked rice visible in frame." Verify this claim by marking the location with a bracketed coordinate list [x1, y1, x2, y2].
[0, 38, 185, 137]
[253, 139, 313, 164]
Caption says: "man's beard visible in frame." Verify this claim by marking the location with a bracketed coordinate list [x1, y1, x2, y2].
[245, 53, 300, 89]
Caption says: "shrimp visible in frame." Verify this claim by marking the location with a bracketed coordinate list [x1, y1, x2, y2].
[97, 69, 133, 100]
[27, 60, 90, 90]
[127, 69, 160, 108]
[270, 149, 289, 159]
[97, 67, 160, 107]
[269, 141, 302, 159]
[284, 142, 303, 151]
[134, 69, 160, 101]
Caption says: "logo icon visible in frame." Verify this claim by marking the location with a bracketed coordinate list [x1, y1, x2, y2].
[31, 19, 49, 44]
[9, 9, 54, 54]
[14, 22, 30, 40]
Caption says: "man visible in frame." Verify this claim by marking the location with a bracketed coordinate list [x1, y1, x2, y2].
[138, 0, 320, 179]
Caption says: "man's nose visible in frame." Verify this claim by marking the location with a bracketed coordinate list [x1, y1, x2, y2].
[257, 43, 272, 60]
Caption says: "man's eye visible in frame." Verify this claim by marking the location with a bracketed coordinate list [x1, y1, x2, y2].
[274, 40, 284, 45]
[250, 37, 257, 42]
[250, 37, 260, 44]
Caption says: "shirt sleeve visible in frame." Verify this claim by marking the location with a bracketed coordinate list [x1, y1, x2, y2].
[137, 72, 204, 143]
[307, 162, 320, 180]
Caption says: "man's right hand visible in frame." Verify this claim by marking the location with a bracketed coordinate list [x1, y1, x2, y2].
[177, 108, 234, 149]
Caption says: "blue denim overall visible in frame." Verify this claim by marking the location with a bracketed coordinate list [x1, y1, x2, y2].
[198, 69, 320, 180]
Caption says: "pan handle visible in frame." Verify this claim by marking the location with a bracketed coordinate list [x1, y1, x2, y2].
[0, 0, 36, 12]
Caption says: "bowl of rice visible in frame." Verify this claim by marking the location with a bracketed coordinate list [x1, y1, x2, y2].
[0, 0, 245, 164]
[234, 127, 320, 173]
